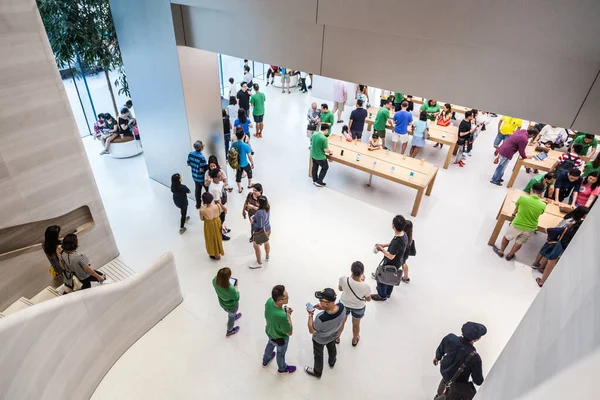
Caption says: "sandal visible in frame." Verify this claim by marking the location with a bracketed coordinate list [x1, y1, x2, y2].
[402, 278, 410, 283]
[492, 246, 504, 258]
[238, 188, 243, 194]
[536, 278, 543, 288]
[335, 337, 340, 344]
[506, 254, 515, 261]
[352, 336, 360, 347]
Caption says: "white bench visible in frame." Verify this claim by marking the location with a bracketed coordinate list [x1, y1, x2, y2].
[109, 136, 143, 159]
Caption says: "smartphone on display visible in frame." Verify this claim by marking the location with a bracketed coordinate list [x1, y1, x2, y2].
[230, 278, 238, 286]
[306, 302, 314, 312]
[341, 149, 344, 156]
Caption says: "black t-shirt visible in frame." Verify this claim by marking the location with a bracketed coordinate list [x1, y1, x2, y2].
[222, 117, 230, 135]
[237, 89, 250, 110]
[382, 234, 408, 268]
[349, 108, 368, 132]
[172, 184, 190, 206]
[458, 120, 471, 140]
[118, 117, 132, 136]
[406, 100, 414, 112]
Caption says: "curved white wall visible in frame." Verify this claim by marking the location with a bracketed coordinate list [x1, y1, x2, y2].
[0, 252, 183, 400]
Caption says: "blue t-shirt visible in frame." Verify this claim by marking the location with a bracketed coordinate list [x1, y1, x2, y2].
[413, 120, 427, 137]
[232, 140, 252, 168]
[393, 110, 413, 134]
[234, 119, 251, 134]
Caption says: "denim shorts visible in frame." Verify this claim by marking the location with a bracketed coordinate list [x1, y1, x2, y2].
[345, 306, 366, 319]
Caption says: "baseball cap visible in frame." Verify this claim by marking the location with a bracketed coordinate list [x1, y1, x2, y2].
[315, 288, 336, 302]
[461, 322, 487, 341]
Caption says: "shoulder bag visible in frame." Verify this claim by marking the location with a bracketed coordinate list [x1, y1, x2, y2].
[346, 277, 365, 302]
[434, 352, 478, 400]
[253, 211, 270, 245]
[59, 251, 83, 291]
[374, 259, 402, 286]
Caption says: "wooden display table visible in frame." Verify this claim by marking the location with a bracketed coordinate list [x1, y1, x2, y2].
[363, 107, 458, 169]
[411, 96, 470, 114]
[487, 188, 567, 246]
[309, 136, 439, 216]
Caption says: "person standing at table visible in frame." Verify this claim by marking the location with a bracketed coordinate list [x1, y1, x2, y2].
[492, 183, 546, 261]
[554, 168, 583, 205]
[371, 215, 408, 301]
[572, 133, 598, 158]
[393, 92, 404, 112]
[262, 285, 296, 374]
[236, 82, 251, 114]
[250, 83, 266, 138]
[280, 67, 291, 94]
[348, 99, 368, 141]
[307, 102, 321, 148]
[433, 103, 452, 149]
[299, 71, 308, 93]
[584, 153, 600, 177]
[311, 124, 333, 187]
[405, 95, 414, 112]
[392, 101, 413, 155]
[523, 172, 556, 199]
[454, 111, 476, 167]
[319, 104, 335, 137]
[332, 80, 348, 124]
[305, 288, 346, 379]
[410, 111, 428, 158]
[373, 100, 394, 150]
[489, 128, 538, 185]
[573, 171, 599, 208]
[420, 99, 440, 121]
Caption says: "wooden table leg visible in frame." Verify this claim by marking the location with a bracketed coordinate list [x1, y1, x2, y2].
[308, 156, 312, 178]
[488, 215, 507, 246]
[411, 188, 424, 217]
[425, 171, 437, 196]
[443, 142, 456, 169]
[506, 159, 522, 188]
[366, 121, 372, 132]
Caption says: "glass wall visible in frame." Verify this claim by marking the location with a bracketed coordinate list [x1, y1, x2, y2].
[217, 54, 265, 97]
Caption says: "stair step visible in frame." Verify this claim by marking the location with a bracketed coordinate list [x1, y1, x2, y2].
[3, 297, 34, 316]
[99, 258, 135, 282]
[30, 287, 61, 304]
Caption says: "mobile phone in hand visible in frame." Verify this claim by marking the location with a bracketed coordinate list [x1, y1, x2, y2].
[306, 302, 314, 312]
[230, 278, 238, 286]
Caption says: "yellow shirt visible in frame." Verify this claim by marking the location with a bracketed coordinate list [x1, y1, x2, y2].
[499, 116, 523, 135]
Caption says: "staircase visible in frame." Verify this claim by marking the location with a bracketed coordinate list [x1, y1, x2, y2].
[0, 258, 135, 318]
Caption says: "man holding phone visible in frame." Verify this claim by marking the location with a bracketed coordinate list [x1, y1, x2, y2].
[262, 285, 296, 374]
[305, 288, 346, 379]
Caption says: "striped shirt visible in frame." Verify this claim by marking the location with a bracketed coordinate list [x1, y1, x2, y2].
[187, 151, 208, 183]
[557, 152, 584, 170]
[60, 251, 91, 281]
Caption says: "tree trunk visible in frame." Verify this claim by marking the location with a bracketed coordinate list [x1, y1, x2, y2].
[105, 69, 118, 116]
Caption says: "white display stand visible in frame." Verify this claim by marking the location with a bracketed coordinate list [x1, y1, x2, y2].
[272, 74, 298, 88]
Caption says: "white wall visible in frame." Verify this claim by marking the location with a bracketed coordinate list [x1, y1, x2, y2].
[475, 205, 600, 400]
[0, 252, 183, 400]
[311, 76, 356, 107]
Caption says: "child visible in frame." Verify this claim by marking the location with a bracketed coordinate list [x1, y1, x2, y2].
[342, 125, 353, 142]
[368, 132, 382, 151]
[410, 111, 428, 158]
[93, 113, 106, 140]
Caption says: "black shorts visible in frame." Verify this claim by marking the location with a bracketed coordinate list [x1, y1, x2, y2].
[253, 114, 264, 123]
[351, 130, 363, 140]
[236, 164, 253, 182]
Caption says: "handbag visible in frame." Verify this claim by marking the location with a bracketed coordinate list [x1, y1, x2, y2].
[409, 240, 417, 256]
[253, 229, 269, 245]
[434, 352, 478, 400]
[72, 275, 83, 291]
[347, 277, 365, 302]
[375, 260, 402, 286]
[307, 120, 318, 131]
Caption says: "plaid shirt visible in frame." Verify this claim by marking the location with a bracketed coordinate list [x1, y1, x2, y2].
[187, 151, 207, 183]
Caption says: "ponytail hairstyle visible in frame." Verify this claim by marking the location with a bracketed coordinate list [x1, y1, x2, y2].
[404, 220, 413, 245]
[171, 173, 181, 193]
[43, 225, 61, 256]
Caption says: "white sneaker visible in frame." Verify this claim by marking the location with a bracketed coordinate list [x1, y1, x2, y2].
[249, 262, 263, 269]
[265, 255, 270, 261]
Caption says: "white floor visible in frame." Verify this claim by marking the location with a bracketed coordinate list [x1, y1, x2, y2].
[88, 80, 545, 400]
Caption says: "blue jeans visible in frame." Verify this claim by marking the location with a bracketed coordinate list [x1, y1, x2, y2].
[491, 156, 510, 183]
[262, 336, 289, 371]
[494, 132, 509, 147]
[376, 281, 394, 299]
[222, 303, 239, 332]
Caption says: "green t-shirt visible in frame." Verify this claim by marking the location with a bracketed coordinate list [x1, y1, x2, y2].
[420, 103, 441, 120]
[373, 107, 390, 131]
[264, 298, 291, 339]
[250, 92, 266, 116]
[311, 133, 329, 161]
[584, 161, 600, 177]
[320, 111, 335, 136]
[212, 277, 240, 309]
[512, 195, 546, 231]
[573, 135, 597, 156]
[393, 92, 404, 104]
[523, 174, 552, 194]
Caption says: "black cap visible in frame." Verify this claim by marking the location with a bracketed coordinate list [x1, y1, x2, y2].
[461, 322, 487, 341]
[315, 288, 336, 302]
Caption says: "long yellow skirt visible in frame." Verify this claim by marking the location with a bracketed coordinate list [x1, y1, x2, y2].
[204, 216, 224, 257]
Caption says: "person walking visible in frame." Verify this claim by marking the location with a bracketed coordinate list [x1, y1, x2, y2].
[348, 99, 368, 141]
[232, 128, 254, 193]
[222, 109, 232, 159]
[311, 124, 333, 187]
[199, 192, 225, 260]
[401, 220, 415, 282]
[373, 100, 393, 150]
[226, 96, 239, 127]
[454, 111, 476, 167]
[212, 267, 241, 337]
[262, 285, 296, 373]
[228, 77, 237, 98]
[492, 183, 546, 261]
[243, 183, 262, 242]
[433, 322, 487, 400]
[306, 102, 321, 148]
[305, 288, 346, 379]
[490, 128, 538, 185]
[371, 215, 408, 301]
[237, 82, 251, 114]
[250, 83, 266, 137]
[249, 195, 271, 269]
[392, 101, 413, 154]
[234, 108, 254, 138]
[187, 140, 208, 209]
[59, 233, 106, 290]
[332, 80, 348, 123]
[43, 225, 73, 292]
[337, 261, 371, 347]
[171, 173, 191, 234]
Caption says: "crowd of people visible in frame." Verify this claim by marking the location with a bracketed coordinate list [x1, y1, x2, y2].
[92, 100, 139, 155]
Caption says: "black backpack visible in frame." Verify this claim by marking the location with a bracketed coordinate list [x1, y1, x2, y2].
[555, 153, 579, 173]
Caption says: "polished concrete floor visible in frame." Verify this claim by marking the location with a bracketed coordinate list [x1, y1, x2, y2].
[89, 81, 544, 400]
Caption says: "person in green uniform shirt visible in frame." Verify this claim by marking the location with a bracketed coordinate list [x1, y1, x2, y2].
[420, 99, 441, 121]
[261, 285, 296, 374]
[524, 172, 556, 199]
[212, 267, 241, 337]
[393, 92, 404, 112]
[311, 124, 333, 187]
[319, 103, 335, 137]
[373, 100, 393, 150]
[572, 133, 598, 158]
[250, 83, 266, 137]
[584, 153, 600, 177]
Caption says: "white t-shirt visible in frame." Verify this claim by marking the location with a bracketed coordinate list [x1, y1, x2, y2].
[227, 104, 239, 121]
[228, 83, 237, 98]
[208, 180, 224, 203]
[370, 136, 383, 146]
[300, 71, 308, 78]
[540, 125, 566, 144]
[243, 72, 253, 84]
[339, 276, 371, 309]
